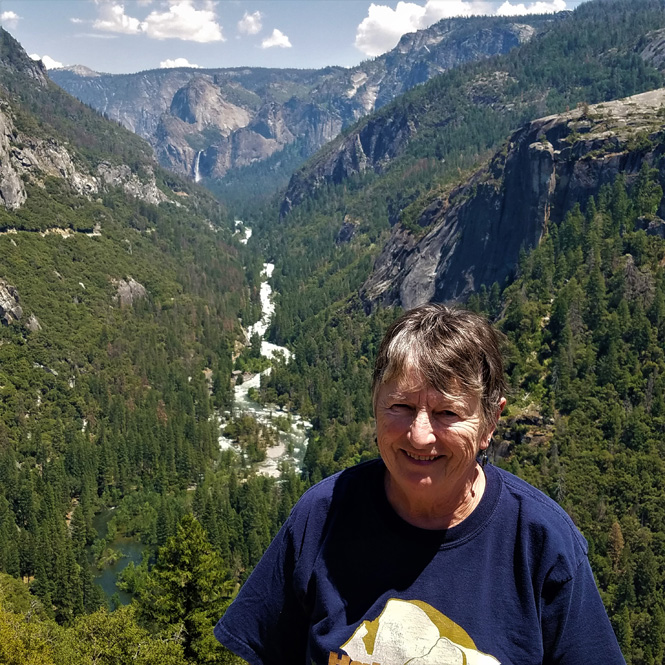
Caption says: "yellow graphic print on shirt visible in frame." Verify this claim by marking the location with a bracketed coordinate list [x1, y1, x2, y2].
[328, 598, 501, 665]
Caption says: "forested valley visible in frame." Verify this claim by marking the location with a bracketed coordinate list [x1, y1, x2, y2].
[3, 0, 665, 663]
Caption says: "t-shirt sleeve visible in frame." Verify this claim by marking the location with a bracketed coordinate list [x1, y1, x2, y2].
[541, 555, 626, 665]
[214, 516, 309, 665]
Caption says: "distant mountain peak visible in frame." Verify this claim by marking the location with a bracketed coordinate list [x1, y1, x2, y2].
[55, 64, 101, 78]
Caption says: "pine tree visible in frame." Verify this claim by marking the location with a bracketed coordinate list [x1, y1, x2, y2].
[608, 521, 625, 576]
[137, 514, 235, 663]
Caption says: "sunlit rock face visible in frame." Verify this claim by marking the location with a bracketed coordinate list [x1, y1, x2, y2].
[0, 99, 166, 212]
[361, 89, 665, 308]
[0, 280, 22, 325]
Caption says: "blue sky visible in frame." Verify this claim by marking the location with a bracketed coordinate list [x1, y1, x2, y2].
[1, 0, 588, 74]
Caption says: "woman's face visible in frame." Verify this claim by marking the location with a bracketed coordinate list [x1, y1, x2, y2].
[375, 369, 496, 512]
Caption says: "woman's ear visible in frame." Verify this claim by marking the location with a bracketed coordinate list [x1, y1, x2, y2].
[481, 397, 506, 449]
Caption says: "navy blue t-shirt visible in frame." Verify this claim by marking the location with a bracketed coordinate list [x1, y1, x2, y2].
[215, 459, 625, 665]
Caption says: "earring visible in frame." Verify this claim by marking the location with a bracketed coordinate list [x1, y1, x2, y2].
[481, 435, 493, 467]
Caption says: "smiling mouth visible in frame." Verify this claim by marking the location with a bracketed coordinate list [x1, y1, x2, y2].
[404, 451, 442, 462]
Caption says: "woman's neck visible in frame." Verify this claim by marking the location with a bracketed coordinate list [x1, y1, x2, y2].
[384, 463, 486, 530]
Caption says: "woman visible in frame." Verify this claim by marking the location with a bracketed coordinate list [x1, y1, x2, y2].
[215, 304, 625, 665]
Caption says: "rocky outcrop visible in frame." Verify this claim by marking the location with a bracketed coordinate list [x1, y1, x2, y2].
[13, 135, 99, 198]
[362, 89, 665, 308]
[0, 102, 26, 209]
[0, 101, 99, 208]
[50, 15, 549, 183]
[336, 218, 358, 244]
[281, 108, 415, 216]
[113, 277, 148, 307]
[25, 314, 41, 332]
[0, 99, 169, 211]
[0, 280, 22, 324]
[635, 214, 665, 238]
[96, 163, 166, 205]
[640, 28, 665, 70]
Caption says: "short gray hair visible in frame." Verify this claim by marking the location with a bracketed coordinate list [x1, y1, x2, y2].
[372, 304, 506, 428]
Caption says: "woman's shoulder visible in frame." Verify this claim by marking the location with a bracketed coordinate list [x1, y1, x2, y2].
[488, 465, 589, 572]
[288, 458, 383, 528]
[296, 457, 382, 503]
[285, 459, 383, 552]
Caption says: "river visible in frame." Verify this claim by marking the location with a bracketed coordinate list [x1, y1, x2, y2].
[91, 508, 144, 605]
[219, 260, 311, 477]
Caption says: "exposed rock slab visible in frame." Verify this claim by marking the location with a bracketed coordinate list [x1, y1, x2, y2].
[96, 163, 166, 205]
[362, 88, 665, 308]
[113, 277, 148, 307]
[0, 103, 26, 209]
[0, 280, 22, 325]
[0, 99, 169, 211]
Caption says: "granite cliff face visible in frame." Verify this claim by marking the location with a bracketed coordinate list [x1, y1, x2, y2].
[0, 279, 22, 325]
[0, 28, 182, 213]
[362, 89, 665, 308]
[50, 16, 549, 182]
[280, 108, 416, 215]
[0, 99, 101, 208]
[0, 97, 167, 211]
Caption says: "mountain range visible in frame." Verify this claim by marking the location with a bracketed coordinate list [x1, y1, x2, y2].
[50, 15, 555, 193]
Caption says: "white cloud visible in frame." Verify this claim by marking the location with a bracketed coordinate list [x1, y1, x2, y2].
[261, 28, 292, 49]
[70, 18, 85, 24]
[356, 3, 417, 57]
[496, 0, 566, 16]
[238, 10, 262, 35]
[93, 3, 143, 34]
[29, 54, 64, 69]
[355, 0, 569, 57]
[159, 57, 200, 68]
[142, 2, 224, 42]
[1, 11, 21, 29]
[91, 1, 223, 42]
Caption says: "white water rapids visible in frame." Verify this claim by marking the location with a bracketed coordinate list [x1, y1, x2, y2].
[219, 234, 311, 478]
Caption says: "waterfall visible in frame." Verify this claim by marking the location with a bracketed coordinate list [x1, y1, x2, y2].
[193, 150, 202, 183]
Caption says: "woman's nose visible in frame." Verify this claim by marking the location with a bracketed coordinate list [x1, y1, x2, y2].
[409, 409, 435, 446]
